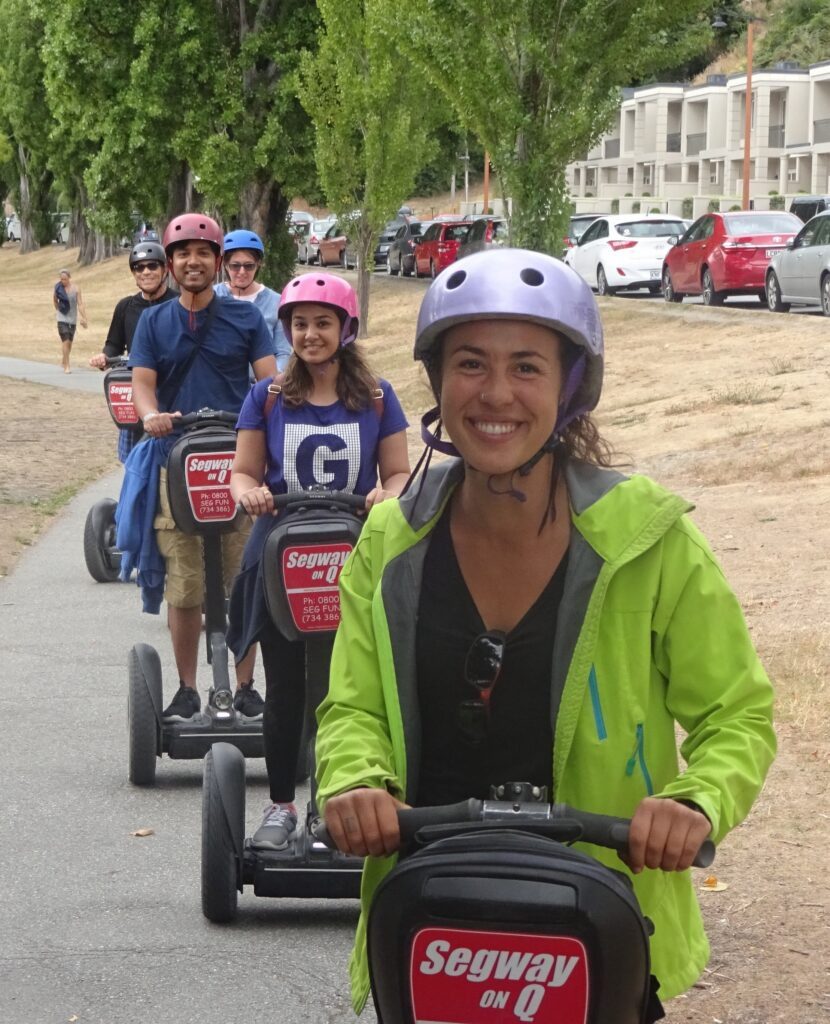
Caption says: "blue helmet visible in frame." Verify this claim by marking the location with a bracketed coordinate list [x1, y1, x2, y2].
[223, 229, 265, 255]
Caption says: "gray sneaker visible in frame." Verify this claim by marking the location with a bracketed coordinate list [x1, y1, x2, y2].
[252, 803, 298, 850]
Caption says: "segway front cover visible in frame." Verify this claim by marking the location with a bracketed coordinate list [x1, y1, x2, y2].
[166, 428, 242, 536]
[104, 367, 142, 430]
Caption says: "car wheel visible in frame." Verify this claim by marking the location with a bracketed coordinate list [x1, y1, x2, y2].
[413, 257, 421, 279]
[402, 257, 412, 278]
[822, 274, 830, 318]
[387, 254, 398, 276]
[765, 273, 789, 313]
[430, 259, 437, 279]
[702, 268, 724, 306]
[662, 267, 683, 303]
[339, 249, 347, 269]
[597, 266, 615, 297]
[648, 283, 661, 295]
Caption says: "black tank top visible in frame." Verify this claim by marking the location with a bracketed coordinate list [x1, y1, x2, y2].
[415, 509, 567, 806]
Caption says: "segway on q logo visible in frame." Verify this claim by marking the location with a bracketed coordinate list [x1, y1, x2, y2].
[410, 928, 589, 1024]
[184, 452, 236, 523]
[282, 543, 352, 632]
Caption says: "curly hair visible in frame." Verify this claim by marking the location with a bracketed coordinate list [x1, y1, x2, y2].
[279, 343, 379, 411]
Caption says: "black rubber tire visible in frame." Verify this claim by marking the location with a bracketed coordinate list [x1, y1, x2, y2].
[430, 260, 437, 279]
[597, 266, 615, 297]
[83, 498, 120, 582]
[766, 273, 788, 312]
[201, 748, 240, 924]
[648, 283, 661, 295]
[702, 268, 725, 306]
[402, 257, 412, 278]
[386, 255, 397, 276]
[339, 249, 347, 269]
[127, 645, 161, 786]
[413, 257, 421, 279]
[662, 267, 683, 303]
[822, 274, 830, 317]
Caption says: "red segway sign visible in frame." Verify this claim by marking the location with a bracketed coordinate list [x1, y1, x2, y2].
[184, 452, 236, 523]
[410, 928, 589, 1024]
[107, 380, 139, 425]
[281, 542, 352, 632]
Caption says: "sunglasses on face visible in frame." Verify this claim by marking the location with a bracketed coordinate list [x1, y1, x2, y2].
[457, 630, 507, 746]
[227, 262, 258, 272]
[133, 261, 163, 273]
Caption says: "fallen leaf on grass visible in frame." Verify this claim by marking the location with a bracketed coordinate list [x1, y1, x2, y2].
[700, 875, 728, 892]
[68, 1016, 79, 1022]
[129, 828, 155, 838]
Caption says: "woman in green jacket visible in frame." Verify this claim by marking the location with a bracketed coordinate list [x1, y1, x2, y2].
[315, 248, 776, 1014]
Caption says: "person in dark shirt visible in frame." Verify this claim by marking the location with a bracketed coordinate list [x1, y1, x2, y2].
[89, 242, 177, 462]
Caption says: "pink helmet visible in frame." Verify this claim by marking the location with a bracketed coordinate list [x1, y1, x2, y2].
[162, 213, 224, 256]
[278, 273, 359, 346]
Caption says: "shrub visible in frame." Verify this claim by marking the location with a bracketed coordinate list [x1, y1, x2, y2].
[649, 207, 661, 213]
[769, 194, 785, 210]
[611, 198, 620, 214]
[707, 198, 721, 212]
[682, 197, 694, 218]
[632, 201, 641, 213]
[729, 204, 742, 210]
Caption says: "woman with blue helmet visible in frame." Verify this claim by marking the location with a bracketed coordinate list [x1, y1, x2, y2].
[215, 229, 293, 370]
[315, 248, 776, 1016]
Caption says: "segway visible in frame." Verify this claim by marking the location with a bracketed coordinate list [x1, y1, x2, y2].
[127, 408, 263, 786]
[201, 489, 366, 922]
[318, 783, 715, 1024]
[83, 357, 139, 582]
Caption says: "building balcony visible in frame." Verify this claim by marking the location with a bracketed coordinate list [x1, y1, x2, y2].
[604, 138, 621, 159]
[815, 118, 830, 144]
[686, 132, 706, 155]
[768, 124, 786, 148]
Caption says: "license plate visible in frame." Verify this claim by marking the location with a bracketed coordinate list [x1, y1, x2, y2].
[649, 270, 659, 279]
[765, 248, 781, 259]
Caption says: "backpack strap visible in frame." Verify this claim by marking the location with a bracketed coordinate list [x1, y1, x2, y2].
[262, 377, 385, 421]
[371, 386, 385, 420]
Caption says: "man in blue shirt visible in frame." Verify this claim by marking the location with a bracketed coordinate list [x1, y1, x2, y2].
[129, 213, 277, 721]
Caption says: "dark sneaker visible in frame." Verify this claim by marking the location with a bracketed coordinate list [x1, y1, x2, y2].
[233, 680, 265, 718]
[252, 803, 298, 850]
[162, 683, 201, 721]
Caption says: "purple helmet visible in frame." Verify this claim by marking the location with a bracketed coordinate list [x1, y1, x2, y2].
[414, 248, 604, 418]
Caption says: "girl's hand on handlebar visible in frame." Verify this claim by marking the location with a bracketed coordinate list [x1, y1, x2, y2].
[237, 485, 275, 518]
[624, 797, 711, 874]
[142, 411, 181, 437]
[324, 787, 407, 858]
[364, 487, 395, 511]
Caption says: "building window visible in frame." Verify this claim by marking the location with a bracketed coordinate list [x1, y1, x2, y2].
[585, 168, 597, 188]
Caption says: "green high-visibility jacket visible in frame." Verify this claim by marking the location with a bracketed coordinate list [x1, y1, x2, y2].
[316, 459, 776, 1012]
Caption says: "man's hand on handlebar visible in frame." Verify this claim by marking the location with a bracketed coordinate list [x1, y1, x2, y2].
[237, 485, 276, 518]
[623, 797, 711, 874]
[142, 410, 182, 437]
[324, 787, 407, 858]
[89, 353, 108, 370]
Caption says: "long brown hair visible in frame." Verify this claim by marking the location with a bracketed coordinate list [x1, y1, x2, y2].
[280, 343, 380, 411]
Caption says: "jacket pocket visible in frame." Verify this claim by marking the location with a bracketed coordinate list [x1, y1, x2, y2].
[587, 665, 607, 741]
[625, 723, 654, 795]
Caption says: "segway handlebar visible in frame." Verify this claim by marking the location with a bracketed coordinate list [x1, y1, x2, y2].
[271, 490, 368, 513]
[315, 799, 715, 869]
[175, 408, 238, 429]
[103, 355, 129, 368]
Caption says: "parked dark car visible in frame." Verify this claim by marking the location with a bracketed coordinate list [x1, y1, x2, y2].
[413, 221, 470, 278]
[661, 210, 802, 305]
[318, 221, 357, 268]
[456, 217, 508, 260]
[132, 220, 159, 245]
[387, 220, 430, 276]
[373, 221, 405, 268]
[789, 195, 830, 224]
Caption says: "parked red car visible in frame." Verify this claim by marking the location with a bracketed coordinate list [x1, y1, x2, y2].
[661, 210, 803, 305]
[413, 221, 471, 277]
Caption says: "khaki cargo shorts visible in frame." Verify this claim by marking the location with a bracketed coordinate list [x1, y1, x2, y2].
[154, 467, 251, 609]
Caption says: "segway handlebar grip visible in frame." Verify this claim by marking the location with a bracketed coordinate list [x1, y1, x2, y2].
[176, 408, 238, 428]
[104, 356, 128, 368]
[271, 490, 368, 512]
[554, 804, 715, 869]
[397, 799, 482, 842]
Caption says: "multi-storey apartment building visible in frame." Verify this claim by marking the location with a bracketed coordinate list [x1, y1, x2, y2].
[567, 59, 830, 218]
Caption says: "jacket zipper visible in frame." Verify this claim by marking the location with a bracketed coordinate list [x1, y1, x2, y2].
[588, 665, 607, 741]
[625, 723, 654, 795]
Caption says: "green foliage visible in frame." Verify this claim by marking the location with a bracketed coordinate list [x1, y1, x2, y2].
[755, 0, 830, 67]
[682, 196, 694, 218]
[610, 198, 620, 213]
[400, 0, 713, 254]
[769, 194, 785, 210]
[707, 198, 721, 212]
[632, 201, 641, 213]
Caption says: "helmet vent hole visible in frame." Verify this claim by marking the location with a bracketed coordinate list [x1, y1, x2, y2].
[316, 279, 325, 286]
[520, 268, 544, 287]
[446, 270, 466, 290]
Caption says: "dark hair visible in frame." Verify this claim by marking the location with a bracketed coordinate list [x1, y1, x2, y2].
[280, 342, 379, 411]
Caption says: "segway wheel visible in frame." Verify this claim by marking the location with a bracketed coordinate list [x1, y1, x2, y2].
[201, 745, 244, 923]
[127, 644, 162, 786]
[83, 499, 121, 582]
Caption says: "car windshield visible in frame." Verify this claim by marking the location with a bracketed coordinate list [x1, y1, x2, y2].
[446, 224, 469, 241]
[572, 219, 597, 240]
[380, 229, 398, 242]
[723, 214, 800, 235]
[312, 220, 330, 232]
[616, 220, 684, 238]
[409, 222, 422, 235]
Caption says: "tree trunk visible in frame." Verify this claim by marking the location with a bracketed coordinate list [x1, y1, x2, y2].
[355, 215, 374, 339]
[166, 162, 193, 224]
[17, 147, 39, 254]
[239, 177, 294, 289]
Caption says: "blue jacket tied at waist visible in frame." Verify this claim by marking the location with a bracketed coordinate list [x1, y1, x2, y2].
[116, 438, 168, 613]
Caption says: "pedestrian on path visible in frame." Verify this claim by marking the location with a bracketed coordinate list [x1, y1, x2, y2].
[53, 269, 88, 373]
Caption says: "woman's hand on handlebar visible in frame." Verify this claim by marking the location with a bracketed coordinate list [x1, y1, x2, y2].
[142, 411, 181, 437]
[237, 485, 275, 518]
[324, 787, 407, 858]
[364, 486, 397, 511]
[624, 797, 711, 874]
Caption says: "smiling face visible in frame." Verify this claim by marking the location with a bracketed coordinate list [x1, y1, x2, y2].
[131, 260, 165, 296]
[224, 248, 260, 292]
[439, 319, 564, 477]
[169, 240, 220, 294]
[290, 302, 342, 364]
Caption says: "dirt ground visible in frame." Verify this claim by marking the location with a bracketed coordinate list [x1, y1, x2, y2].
[0, 244, 827, 1020]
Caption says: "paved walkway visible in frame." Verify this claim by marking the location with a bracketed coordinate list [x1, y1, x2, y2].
[0, 356, 103, 393]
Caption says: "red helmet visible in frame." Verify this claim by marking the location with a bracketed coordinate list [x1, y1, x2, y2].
[278, 273, 359, 346]
[162, 213, 224, 256]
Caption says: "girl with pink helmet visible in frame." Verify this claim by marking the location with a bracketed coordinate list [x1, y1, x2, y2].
[227, 271, 410, 850]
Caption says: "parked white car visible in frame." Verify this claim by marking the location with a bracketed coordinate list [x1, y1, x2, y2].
[564, 213, 687, 296]
[5, 214, 21, 242]
[765, 211, 830, 316]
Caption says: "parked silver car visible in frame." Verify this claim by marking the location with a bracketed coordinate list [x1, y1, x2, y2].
[297, 218, 336, 264]
[765, 211, 830, 316]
